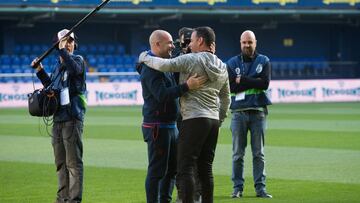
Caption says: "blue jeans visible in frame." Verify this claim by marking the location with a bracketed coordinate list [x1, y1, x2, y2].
[142, 125, 177, 203]
[230, 110, 267, 194]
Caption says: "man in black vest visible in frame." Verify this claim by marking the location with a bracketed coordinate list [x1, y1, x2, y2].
[31, 29, 86, 203]
[226, 30, 272, 199]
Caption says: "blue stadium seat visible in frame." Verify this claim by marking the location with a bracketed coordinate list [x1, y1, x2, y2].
[313, 61, 328, 76]
[98, 44, 106, 54]
[106, 44, 116, 54]
[21, 55, 31, 66]
[287, 61, 298, 77]
[22, 45, 32, 54]
[12, 66, 22, 73]
[116, 67, 124, 72]
[79, 44, 88, 54]
[14, 45, 22, 54]
[86, 55, 97, 67]
[12, 56, 21, 65]
[116, 44, 125, 55]
[105, 55, 115, 69]
[123, 55, 134, 68]
[0, 68, 11, 73]
[23, 68, 32, 73]
[114, 56, 124, 67]
[1, 54, 11, 64]
[97, 55, 106, 69]
[98, 67, 108, 72]
[88, 44, 98, 54]
[32, 45, 42, 54]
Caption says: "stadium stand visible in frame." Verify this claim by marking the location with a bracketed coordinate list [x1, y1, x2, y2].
[0, 42, 139, 83]
[0, 1, 359, 83]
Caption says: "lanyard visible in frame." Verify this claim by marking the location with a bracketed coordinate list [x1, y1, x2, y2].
[235, 54, 246, 77]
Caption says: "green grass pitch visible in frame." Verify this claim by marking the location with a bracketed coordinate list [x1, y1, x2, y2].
[1, 102, 360, 202]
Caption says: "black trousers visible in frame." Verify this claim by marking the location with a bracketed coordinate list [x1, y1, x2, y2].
[177, 117, 219, 203]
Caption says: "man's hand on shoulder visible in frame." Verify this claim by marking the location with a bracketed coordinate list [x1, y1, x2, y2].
[186, 73, 207, 90]
[138, 51, 148, 64]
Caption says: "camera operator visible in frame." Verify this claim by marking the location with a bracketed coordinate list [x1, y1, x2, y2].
[173, 27, 193, 58]
[31, 29, 86, 203]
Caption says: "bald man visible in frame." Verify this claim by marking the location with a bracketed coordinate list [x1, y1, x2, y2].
[136, 30, 206, 203]
[139, 26, 230, 203]
[226, 30, 272, 198]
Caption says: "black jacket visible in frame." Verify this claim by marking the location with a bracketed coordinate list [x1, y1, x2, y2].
[36, 48, 86, 122]
[136, 61, 189, 124]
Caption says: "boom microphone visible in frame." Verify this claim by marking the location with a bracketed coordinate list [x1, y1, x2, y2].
[32, 0, 111, 68]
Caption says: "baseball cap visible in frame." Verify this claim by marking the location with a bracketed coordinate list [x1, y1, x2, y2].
[57, 29, 75, 41]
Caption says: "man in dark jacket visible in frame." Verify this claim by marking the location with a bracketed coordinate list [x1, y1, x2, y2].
[139, 26, 230, 203]
[31, 29, 86, 203]
[226, 30, 272, 199]
[137, 30, 206, 203]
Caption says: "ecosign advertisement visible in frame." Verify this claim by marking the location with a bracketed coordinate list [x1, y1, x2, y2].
[0, 79, 359, 108]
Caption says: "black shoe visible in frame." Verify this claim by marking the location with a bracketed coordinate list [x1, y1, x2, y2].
[194, 193, 201, 203]
[231, 190, 243, 198]
[256, 191, 272, 198]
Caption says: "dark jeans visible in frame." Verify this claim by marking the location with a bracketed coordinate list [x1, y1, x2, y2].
[52, 119, 84, 203]
[177, 118, 219, 203]
[142, 125, 177, 203]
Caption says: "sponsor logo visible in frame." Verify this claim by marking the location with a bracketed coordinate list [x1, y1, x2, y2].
[95, 90, 138, 102]
[278, 88, 316, 98]
[0, 84, 28, 102]
[105, 0, 152, 5]
[323, 0, 360, 6]
[322, 87, 360, 97]
[179, 0, 227, 5]
[0, 93, 28, 102]
[252, 0, 298, 6]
